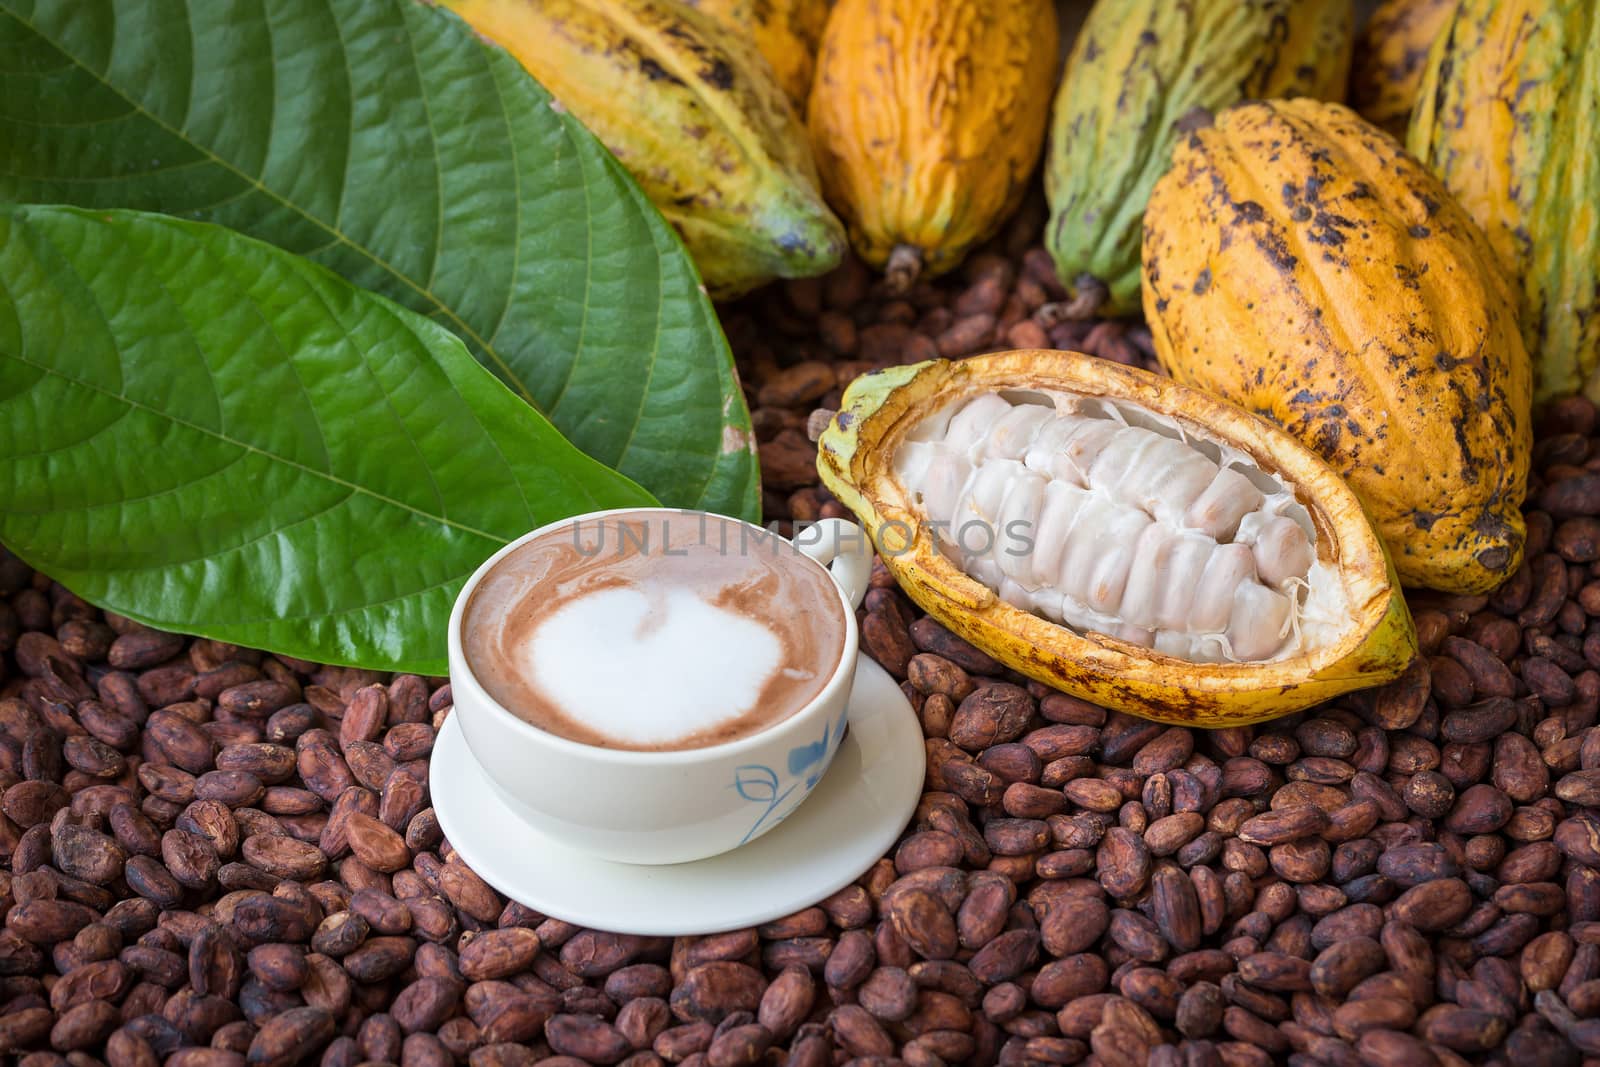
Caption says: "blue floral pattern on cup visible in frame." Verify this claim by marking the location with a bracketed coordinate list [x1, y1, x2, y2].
[732, 705, 851, 845]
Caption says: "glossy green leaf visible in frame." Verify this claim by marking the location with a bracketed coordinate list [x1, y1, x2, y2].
[0, 204, 656, 674]
[0, 0, 759, 521]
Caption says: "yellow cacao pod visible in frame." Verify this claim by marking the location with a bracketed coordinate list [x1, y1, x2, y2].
[1408, 0, 1600, 406]
[438, 0, 844, 298]
[1043, 0, 1353, 319]
[815, 350, 1416, 726]
[1143, 100, 1532, 596]
[680, 0, 832, 115]
[808, 0, 1059, 292]
[1349, 0, 1459, 135]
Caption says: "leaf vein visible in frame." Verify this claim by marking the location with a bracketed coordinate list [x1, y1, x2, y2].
[3, 347, 511, 544]
[0, 436, 252, 511]
[604, 178, 665, 482]
[541, 119, 594, 418]
[478, 51, 524, 352]
[394, 9, 446, 295]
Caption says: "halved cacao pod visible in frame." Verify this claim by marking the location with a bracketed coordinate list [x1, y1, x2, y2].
[815, 350, 1417, 727]
[1143, 99, 1532, 596]
[1408, 0, 1600, 406]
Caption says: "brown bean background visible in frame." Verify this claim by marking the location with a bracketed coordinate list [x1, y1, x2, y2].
[1, 174, 1596, 1067]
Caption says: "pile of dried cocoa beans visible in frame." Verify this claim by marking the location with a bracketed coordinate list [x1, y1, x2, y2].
[4, 206, 1600, 1067]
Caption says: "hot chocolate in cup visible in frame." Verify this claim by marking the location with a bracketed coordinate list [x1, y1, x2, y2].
[447, 507, 873, 865]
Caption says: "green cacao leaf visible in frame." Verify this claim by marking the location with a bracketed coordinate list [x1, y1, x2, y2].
[0, 0, 759, 521]
[0, 204, 656, 674]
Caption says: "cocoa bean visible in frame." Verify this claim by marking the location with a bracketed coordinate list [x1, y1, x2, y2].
[885, 888, 958, 961]
[189, 923, 244, 1000]
[1403, 770, 1456, 818]
[9, 899, 98, 944]
[1150, 863, 1202, 954]
[861, 612, 915, 678]
[178, 799, 240, 859]
[453, 928, 537, 981]
[245, 1006, 334, 1067]
[906, 655, 976, 701]
[240, 833, 325, 881]
[49, 958, 131, 1012]
[343, 812, 410, 873]
[1145, 812, 1205, 856]
[1221, 1005, 1288, 1054]
[906, 618, 1003, 675]
[1097, 827, 1152, 899]
[1441, 642, 1516, 701]
[0, 1006, 51, 1055]
[1030, 955, 1108, 1008]
[479, 992, 554, 1043]
[1133, 728, 1194, 775]
[1038, 894, 1107, 957]
[437, 861, 500, 924]
[342, 935, 415, 982]
[756, 966, 813, 1040]
[966, 929, 1038, 984]
[388, 976, 462, 1035]
[50, 824, 125, 886]
[294, 732, 353, 804]
[1391, 879, 1474, 931]
[1064, 778, 1124, 813]
[670, 963, 765, 1025]
[1377, 842, 1459, 886]
[109, 631, 184, 670]
[894, 831, 963, 875]
[855, 966, 916, 1022]
[955, 874, 1012, 949]
[1523, 930, 1576, 992]
[1368, 659, 1430, 730]
[614, 996, 670, 1052]
[1237, 806, 1329, 846]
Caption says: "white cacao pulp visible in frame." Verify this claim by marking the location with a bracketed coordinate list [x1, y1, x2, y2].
[891, 390, 1351, 663]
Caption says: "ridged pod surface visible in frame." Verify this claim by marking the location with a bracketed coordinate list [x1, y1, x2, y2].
[681, 0, 833, 114]
[1349, 0, 1459, 135]
[815, 351, 1416, 726]
[1143, 100, 1532, 595]
[1043, 0, 1352, 319]
[1408, 0, 1600, 406]
[439, 0, 844, 298]
[807, 0, 1059, 292]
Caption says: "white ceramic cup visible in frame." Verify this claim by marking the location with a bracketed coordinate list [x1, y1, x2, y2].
[447, 507, 874, 865]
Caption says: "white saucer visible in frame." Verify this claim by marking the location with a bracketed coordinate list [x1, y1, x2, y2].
[431, 656, 925, 936]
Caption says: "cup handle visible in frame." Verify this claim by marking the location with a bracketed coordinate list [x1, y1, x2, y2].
[793, 518, 873, 611]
